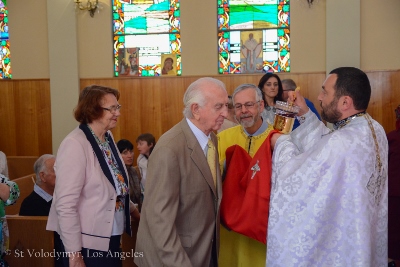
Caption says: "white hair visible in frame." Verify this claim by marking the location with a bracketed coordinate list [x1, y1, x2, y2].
[232, 83, 263, 105]
[183, 77, 226, 119]
[34, 154, 55, 184]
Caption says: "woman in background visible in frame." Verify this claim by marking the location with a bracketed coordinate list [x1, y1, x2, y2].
[47, 85, 134, 267]
[117, 139, 142, 214]
[258, 73, 284, 125]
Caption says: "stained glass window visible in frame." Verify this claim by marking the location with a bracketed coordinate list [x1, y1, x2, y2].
[218, 0, 290, 74]
[0, 0, 11, 79]
[113, 0, 181, 77]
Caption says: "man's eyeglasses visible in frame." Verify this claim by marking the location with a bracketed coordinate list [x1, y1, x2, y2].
[102, 104, 122, 114]
[234, 101, 260, 110]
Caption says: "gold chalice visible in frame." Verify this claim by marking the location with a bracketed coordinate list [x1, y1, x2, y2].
[273, 101, 300, 134]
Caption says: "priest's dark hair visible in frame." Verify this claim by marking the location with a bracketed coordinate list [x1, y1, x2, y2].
[329, 67, 371, 111]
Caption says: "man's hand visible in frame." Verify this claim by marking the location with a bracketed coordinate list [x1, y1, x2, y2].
[130, 200, 140, 221]
[287, 90, 309, 116]
[69, 251, 85, 267]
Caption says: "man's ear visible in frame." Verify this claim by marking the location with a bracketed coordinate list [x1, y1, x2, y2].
[191, 103, 201, 120]
[40, 171, 46, 183]
[338, 96, 353, 111]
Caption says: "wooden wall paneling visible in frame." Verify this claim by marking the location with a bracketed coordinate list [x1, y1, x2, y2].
[14, 81, 39, 156]
[137, 78, 162, 138]
[13, 80, 52, 156]
[118, 78, 147, 144]
[0, 80, 51, 156]
[220, 74, 261, 94]
[158, 78, 186, 134]
[366, 70, 400, 133]
[2, 71, 397, 157]
[367, 71, 385, 130]
[0, 81, 17, 155]
[36, 80, 53, 156]
[386, 70, 400, 133]
[117, 79, 143, 143]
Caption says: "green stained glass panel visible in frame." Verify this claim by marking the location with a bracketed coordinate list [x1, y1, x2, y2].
[218, 0, 290, 74]
[113, 0, 181, 77]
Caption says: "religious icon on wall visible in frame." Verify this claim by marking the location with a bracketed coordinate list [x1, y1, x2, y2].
[240, 31, 263, 74]
[161, 54, 177, 76]
[118, 47, 139, 76]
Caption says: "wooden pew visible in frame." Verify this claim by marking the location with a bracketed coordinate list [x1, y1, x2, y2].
[5, 174, 36, 215]
[5, 218, 139, 267]
[5, 216, 139, 267]
[4, 216, 54, 267]
[6, 156, 38, 180]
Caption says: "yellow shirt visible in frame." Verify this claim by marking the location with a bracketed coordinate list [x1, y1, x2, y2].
[218, 124, 273, 172]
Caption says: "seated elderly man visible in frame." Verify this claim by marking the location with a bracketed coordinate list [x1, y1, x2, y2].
[19, 154, 62, 267]
[19, 154, 56, 216]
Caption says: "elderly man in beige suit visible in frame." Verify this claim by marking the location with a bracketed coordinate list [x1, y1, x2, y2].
[135, 77, 228, 267]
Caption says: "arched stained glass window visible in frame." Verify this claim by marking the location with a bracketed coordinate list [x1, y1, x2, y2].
[0, 0, 11, 79]
[113, 0, 181, 77]
[218, 0, 290, 74]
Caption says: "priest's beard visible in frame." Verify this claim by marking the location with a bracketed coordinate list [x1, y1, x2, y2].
[237, 113, 259, 128]
[320, 97, 342, 123]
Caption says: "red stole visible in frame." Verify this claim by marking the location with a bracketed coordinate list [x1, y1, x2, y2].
[220, 132, 275, 244]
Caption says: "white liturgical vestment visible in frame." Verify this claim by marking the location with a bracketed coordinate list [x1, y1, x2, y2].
[267, 110, 388, 267]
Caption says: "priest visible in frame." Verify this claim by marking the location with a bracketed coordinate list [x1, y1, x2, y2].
[268, 67, 388, 266]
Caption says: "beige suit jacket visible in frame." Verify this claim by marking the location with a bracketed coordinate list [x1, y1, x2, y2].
[135, 119, 222, 267]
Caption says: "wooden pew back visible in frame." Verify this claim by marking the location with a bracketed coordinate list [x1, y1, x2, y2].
[4, 216, 54, 267]
[4, 216, 139, 267]
[7, 156, 38, 180]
